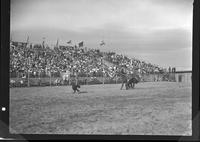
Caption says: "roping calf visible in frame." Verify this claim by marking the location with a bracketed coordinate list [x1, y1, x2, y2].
[126, 77, 139, 89]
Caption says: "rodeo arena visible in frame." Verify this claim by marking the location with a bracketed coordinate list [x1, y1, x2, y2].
[9, 40, 192, 135]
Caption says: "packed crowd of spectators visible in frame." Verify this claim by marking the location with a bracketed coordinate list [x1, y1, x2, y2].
[103, 52, 166, 75]
[10, 41, 167, 79]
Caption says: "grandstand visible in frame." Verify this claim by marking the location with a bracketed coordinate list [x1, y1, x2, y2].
[10, 41, 172, 87]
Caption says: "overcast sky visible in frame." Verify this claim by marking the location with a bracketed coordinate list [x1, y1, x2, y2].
[11, 0, 193, 70]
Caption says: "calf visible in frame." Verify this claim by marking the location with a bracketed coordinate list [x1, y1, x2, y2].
[126, 77, 139, 89]
[71, 82, 81, 93]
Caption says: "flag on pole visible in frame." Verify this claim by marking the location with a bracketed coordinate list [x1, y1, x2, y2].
[26, 36, 29, 44]
[56, 39, 59, 48]
[78, 41, 84, 47]
[25, 36, 29, 48]
[42, 37, 45, 48]
[100, 40, 105, 46]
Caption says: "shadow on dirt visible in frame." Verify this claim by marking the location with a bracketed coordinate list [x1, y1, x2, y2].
[78, 91, 88, 94]
[135, 86, 167, 90]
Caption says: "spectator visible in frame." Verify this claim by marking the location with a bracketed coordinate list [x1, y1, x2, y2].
[10, 41, 167, 80]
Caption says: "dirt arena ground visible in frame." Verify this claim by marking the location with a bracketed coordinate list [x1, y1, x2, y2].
[9, 82, 192, 135]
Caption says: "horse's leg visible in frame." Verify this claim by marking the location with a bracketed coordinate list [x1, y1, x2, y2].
[121, 78, 126, 90]
[127, 79, 131, 89]
[66, 79, 68, 85]
[62, 79, 65, 85]
[129, 81, 132, 88]
[131, 83, 133, 88]
[129, 82, 131, 89]
[120, 82, 124, 90]
[125, 82, 128, 90]
[130, 83, 133, 88]
[132, 83, 135, 89]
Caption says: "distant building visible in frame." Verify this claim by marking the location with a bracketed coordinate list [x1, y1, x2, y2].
[12, 41, 27, 47]
[174, 71, 192, 83]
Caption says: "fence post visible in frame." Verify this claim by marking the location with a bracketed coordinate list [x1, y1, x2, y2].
[50, 71, 52, 87]
[39, 71, 41, 86]
[102, 73, 104, 84]
[87, 74, 88, 85]
[27, 70, 30, 87]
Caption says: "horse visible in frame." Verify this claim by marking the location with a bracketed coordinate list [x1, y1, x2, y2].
[109, 69, 140, 90]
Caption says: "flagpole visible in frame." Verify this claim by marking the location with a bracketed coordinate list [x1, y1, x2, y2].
[56, 38, 59, 48]
[42, 37, 46, 49]
[25, 36, 29, 49]
[100, 40, 105, 85]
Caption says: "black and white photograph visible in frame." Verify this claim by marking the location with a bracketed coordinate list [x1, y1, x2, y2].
[9, 0, 194, 136]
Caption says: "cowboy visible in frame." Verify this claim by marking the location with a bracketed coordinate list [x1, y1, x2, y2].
[120, 67, 128, 90]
